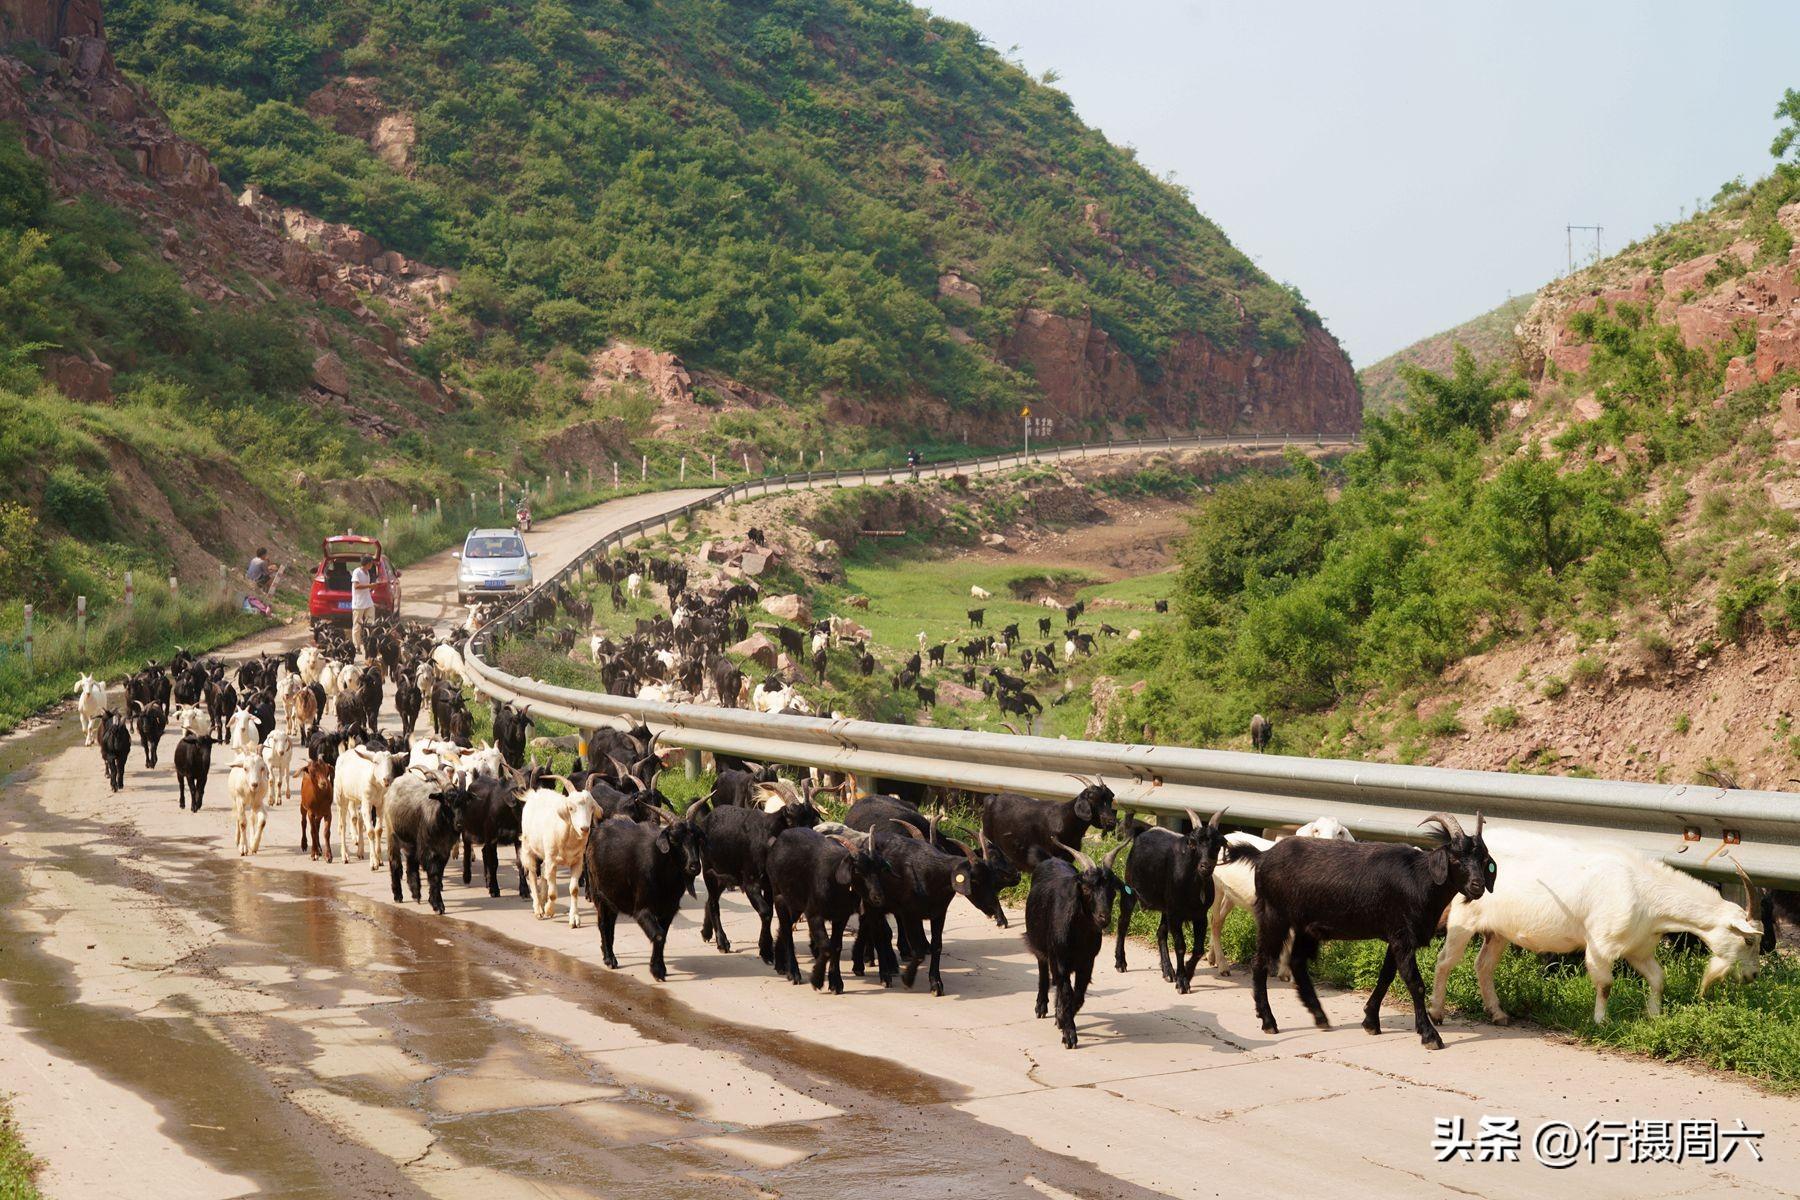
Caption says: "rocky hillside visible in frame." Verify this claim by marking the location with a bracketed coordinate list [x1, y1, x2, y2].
[99, 0, 1357, 441]
[1356, 292, 1537, 415]
[1086, 109, 1800, 790]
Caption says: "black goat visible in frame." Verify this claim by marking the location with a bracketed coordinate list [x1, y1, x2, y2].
[967, 607, 985, 628]
[385, 777, 471, 915]
[135, 700, 167, 769]
[695, 796, 819, 959]
[1113, 810, 1228, 993]
[492, 700, 534, 769]
[98, 711, 130, 792]
[855, 817, 1017, 995]
[1249, 713, 1272, 752]
[1251, 812, 1496, 1049]
[583, 811, 705, 981]
[766, 824, 887, 993]
[394, 676, 423, 739]
[980, 777, 1118, 873]
[174, 732, 212, 812]
[460, 774, 529, 898]
[1025, 842, 1121, 1049]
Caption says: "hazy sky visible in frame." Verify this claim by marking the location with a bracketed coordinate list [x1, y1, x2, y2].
[923, 1, 1800, 365]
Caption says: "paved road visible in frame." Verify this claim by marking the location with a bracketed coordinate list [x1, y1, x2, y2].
[2, 475, 1796, 1200]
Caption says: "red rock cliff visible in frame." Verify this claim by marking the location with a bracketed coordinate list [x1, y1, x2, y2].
[1001, 306, 1359, 438]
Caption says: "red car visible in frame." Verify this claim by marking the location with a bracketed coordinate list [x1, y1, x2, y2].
[308, 535, 402, 623]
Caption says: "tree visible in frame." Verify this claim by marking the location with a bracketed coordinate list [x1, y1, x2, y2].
[1177, 471, 1333, 609]
[1397, 344, 1528, 439]
[1772, 87, 1800, 164]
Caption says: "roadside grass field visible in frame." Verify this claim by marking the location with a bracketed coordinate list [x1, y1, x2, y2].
[0, 1096, 42, 1200]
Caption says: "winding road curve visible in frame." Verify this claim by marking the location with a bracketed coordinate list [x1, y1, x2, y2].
[1, 455, 1795, 1200]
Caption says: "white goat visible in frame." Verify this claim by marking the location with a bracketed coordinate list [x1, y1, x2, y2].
[226, 708, 261, 760]
[589, 633, 607, 663]
[318, 660, 343, 700]
[1209, 819, 1357, 977]
[430, 642, 466, 687]
[295, 646, 324, 686]
[261, 728, 294, 807]
[229, 755, 270, 856]
[334, 746, 395, 867]
[970, 585, 991, 600]
[519, 782, 599, 927]
[75, 675, 107, 745]
[171, 704, 212, 740]
[1429, 828, 1762, 1025]
[626, 572, 643, 600]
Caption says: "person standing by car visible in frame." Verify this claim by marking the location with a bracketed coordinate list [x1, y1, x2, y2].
[350, 554, 375, 659]
[246, 547, 271, 594]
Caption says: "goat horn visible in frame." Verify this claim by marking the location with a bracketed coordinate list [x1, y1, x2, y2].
[1473, 810, 1484, 840]
[1418, 812, 1466, 841]
[894, 820, 925, 840]
[1057, 841, 1096, 872]
[1730, 856, 1760, 917]
[927, 810, 940, 846]
[1208, 808, 1227, 830]
[1101, 839, 1129, 874]
[650, 806, 680, 826]
[538, 773, 573, 796]
[1182, 809, 1205, 832]
[976, 826, 993, 861]
[1064, 774, 1094, 791]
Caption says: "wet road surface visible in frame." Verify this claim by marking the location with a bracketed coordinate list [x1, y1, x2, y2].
[5, 481, 1800, 1199]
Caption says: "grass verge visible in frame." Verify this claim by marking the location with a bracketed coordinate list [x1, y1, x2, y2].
[0, 1095, 43, 1200]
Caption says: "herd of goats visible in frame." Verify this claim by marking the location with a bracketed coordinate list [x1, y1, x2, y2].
[66, 542, 1782, 1051]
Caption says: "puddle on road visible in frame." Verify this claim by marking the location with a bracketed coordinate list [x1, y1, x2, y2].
[0, 722, 1163, 1200]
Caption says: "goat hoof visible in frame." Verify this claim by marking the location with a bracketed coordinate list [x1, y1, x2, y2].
[715, 941, 732, 955]
[1422, 1034, 1445, 1050]
[1490, 1012, 1511, 1026]
[1061, 1030, 1078, 1049]
[1313, 1015, 1331, 1029]
[1362, 1017, 1382, 1034]
[1175, 979, 1190, 995]
[1035, 1005, 1048, 1019]
[930, 981, 944, 998]
[1260, 1019, 1279, 1034]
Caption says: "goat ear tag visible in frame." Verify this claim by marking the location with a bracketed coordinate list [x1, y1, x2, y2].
[955, 872, 967, 885]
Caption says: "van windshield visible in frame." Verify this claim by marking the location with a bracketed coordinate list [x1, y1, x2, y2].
[465, 535, 525, 560]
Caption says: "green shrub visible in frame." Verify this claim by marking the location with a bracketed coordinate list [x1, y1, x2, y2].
[1541, 675, 1569, 699]
[1674, 712, 1692, 735]
[1484, 705, 1520, 730]
[41, 466, 112, 538]
[0, 501, 49, 600]
[1571, 653, 1604, 682]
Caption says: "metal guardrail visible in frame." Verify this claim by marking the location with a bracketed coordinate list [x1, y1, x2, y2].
[462, 430, 1800, 886]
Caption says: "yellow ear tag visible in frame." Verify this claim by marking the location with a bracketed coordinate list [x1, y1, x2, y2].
[955, 873, 967, 884]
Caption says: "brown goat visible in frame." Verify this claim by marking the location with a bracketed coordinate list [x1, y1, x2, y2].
[300, 759, 335, 862]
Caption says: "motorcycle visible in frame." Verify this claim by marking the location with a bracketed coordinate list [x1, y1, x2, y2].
[514, 501, 533, 532]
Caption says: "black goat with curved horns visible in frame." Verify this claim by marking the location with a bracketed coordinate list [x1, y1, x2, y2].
[1024, 839, 1124, 1049]
[1113, 808, 1229, 993]
[980, 774, 1119, 873]
[1250, 811, 1496, 1050]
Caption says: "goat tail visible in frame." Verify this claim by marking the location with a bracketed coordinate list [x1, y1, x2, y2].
[1221, 841, 1264, 866]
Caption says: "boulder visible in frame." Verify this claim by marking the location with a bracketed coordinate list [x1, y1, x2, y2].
[936, 681, 985, 706]
[844, 594, 870, 609]
[312, 351, 352, 397]
[937, 272, 982, 306]
[813, 539, 839, 557]
[729, 634, 778, 669]
[762, 593, 809, 623]
[980, 532, 1009, 550]
[740, 550, 771, 577]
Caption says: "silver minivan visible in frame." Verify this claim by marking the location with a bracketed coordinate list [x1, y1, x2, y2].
[453, 528, 537, 604]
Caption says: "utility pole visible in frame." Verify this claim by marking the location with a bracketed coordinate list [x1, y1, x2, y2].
[1566, 224, 1603, 275]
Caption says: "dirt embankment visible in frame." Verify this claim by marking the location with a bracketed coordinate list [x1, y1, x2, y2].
[687, 446, 1317, 585]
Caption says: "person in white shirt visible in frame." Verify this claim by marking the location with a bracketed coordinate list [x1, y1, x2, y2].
[350, 554, 375, 659]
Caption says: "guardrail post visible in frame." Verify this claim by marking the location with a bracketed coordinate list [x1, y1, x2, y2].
[169, 573, 178, 597]
[680, 456, 687, 482]
[711, 454, 717, 480]
[613, 461, 620, 487]
[435, 497, 442, 519]
[124, 571, 134, 613]
[641, 455, 648, 481]
[684, 747, 702, 779]
[76, 595, 86, 653]
[21, 603, 30, 671]
[498, 479, 505, 509]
